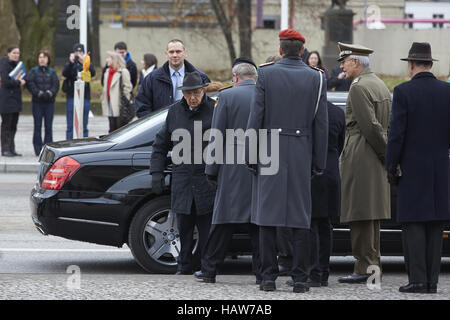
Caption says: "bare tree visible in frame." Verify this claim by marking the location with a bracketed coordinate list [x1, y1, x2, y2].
[0, 0, 20, 55]
[12, 0, 60, 69]
[237, 0, 252, 59]
[210, 0, 237, 66]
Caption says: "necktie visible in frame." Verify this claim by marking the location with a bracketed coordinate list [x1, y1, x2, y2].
[174, 72, 183, 101]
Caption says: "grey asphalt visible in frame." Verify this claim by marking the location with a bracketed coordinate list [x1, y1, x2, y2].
[0, 114, 110, 173]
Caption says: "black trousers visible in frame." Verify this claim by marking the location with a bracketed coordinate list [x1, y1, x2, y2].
[260, 226, 309, 282]
[402, 222, 444, 285]
[276, 227, 293, 268]
[176, 203, 212, 273]
[108, 117, 121, 133]
[201, 223, 261, 280]
[309, 217, 333, 282]
[1, 112, 19, 153]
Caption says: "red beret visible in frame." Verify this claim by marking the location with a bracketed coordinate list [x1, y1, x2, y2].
[279, 29, 306, 43]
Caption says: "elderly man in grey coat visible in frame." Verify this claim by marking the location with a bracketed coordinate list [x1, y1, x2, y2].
[194, 58, 262, 284]
[246, 29, 328, 293]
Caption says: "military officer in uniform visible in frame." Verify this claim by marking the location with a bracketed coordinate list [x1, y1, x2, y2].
[194, 58, 262, 284]
[246, 29, 329, 293]
[386, 42, 450, 293]
[336, 43, 392, 284]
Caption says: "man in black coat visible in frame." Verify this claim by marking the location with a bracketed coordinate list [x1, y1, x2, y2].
[194, 58, 262, 284]
[327, 64, 352, 91]
[101, 41, 138, 89]
[135, 39, 210, 118]
[62, 43, 96, 139]
[386, 42, 450, 294]
[150, 71, 216, 274]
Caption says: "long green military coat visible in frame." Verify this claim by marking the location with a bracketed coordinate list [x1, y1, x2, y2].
[340, 68, 392, 223]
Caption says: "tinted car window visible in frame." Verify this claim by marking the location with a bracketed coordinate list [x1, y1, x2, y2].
[103, 108, 169, 146]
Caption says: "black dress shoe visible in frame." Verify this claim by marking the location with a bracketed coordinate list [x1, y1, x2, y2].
[321, 281, 329, 287]
[1, 151, 15, 157]
[194, 271, 216, 283]
[259, 280, 276, 292]
[12, 152, 22, 157]
[399, 283, 428, 293]
[338, 273, 369, 284]
[428, 283, 437, 294]
[293, 282, 310, 293]
[285, 279, 294, 287]
[255, 278, 262, 285]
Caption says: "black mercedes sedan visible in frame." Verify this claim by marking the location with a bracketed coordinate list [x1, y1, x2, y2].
[30, 92, 450, 274]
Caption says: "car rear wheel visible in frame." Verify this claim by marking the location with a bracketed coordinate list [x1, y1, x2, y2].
[128, 196, 198, 273]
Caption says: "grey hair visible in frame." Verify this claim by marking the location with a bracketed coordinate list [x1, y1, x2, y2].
[232, 63, 257, 80]
[349, 55, 370, 68]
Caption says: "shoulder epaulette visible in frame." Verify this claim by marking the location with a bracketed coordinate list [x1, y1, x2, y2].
[259, 61, 275, 68]
[219, 83, 234, 92]
[309, 65, 324, 73]
[352, 77, 360, 85]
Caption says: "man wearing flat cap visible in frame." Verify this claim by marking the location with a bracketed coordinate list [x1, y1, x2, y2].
[386, 42, 450, 293]
[337, 43, 392, 284]
[150, 71, 216, 275]
[246, 29, 329, 293]
[194, 58, 262, 284]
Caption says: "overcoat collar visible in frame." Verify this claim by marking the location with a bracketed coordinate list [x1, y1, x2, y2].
[236, 79, 255, 87]
[411, 72, 435, 81]
[278, 56, 306, 67]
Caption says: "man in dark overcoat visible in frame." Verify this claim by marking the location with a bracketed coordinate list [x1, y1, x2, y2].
[194, 58, 262, 284]
[246, 29, 329, 293]
[386, 42, 450, 294]
[150, 71, 216, 274]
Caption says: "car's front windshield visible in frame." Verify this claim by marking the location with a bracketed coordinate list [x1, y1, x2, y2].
[102, 108, 168, 144]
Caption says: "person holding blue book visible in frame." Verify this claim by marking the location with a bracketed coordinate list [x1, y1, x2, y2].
[0, 45, 26, 157]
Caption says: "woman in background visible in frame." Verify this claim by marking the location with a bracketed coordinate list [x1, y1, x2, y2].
[306, 51, 329, 81]
[138, 53, 158, 91]
[101, 51, 132, 133]
[26, 50, 59, 156]
[0, 46, 26, 157]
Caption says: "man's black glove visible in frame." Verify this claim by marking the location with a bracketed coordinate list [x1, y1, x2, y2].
[151, 172, 165, 195]
[206, 175, 218, 188]
[37, 90, 45, 100]
[387, 171, 400, 185]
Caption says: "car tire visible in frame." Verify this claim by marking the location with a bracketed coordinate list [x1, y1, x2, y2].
[128, 196, 180, 274]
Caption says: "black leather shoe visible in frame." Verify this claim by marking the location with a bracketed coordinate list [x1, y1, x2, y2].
[1, 151, 15, 157]
[194, 271, 216, 283]
[338, 273, 369, 284]
[321, 281, 329, 287]
[255, 279, 262, 285]
[306, 278, 321, 287]
[428, 283, 437, 294]
[12, 152, 22, 157]
[278, 264, 291, 276]
[399, 283, 428, 293]
[285, 279, 294, 287]
[259, 280, 276, 291]
[293, 282, 310, 293]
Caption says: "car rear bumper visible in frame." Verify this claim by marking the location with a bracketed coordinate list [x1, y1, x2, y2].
[30, 185, 126, 247]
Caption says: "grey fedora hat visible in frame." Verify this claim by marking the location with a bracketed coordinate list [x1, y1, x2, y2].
[177, 71, 209, 91]
[401, 42, 438, 62]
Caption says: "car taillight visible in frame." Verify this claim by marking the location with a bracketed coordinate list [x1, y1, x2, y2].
[41, 156, 81, 190]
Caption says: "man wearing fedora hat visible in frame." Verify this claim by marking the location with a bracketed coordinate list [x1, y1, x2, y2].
[386, 42, 450, 294]
[336, 42, 392, 284]
[150, 71, 216, 275]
